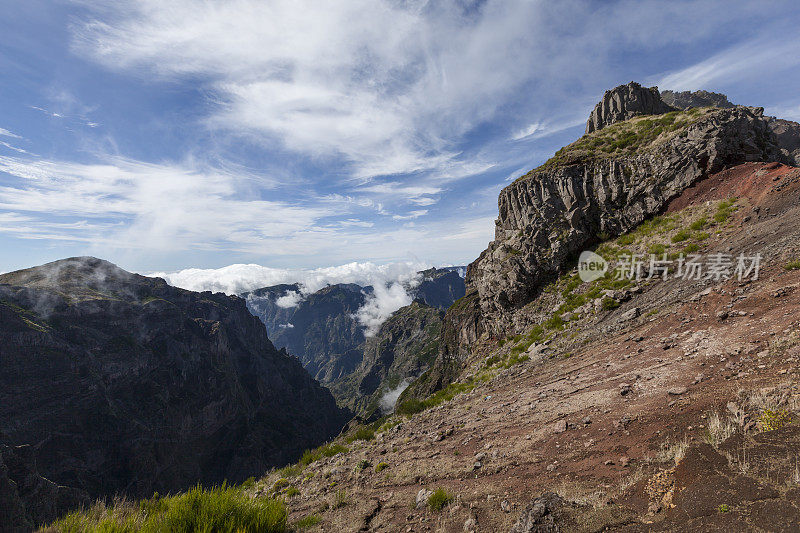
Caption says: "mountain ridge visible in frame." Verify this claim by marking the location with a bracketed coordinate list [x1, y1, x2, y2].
[0, 257, 349, 529]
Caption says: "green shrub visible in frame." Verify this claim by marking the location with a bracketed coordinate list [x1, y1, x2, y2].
[294, 514, 322, 529]
[785, 260, 800, 271]
[427, 488, 453, 512]
[333, 490, 349, 509]
[648, 243, 667, 256]
[717, 504, 730, 513]
[713, 199, 736, 223]
[617, 234, 636, 246]
[544, 313, 565, 330]
[346, 426, 376, 443]
[275, 463, 303, 479]
[671, 230, 691, 243]
[282, 486, 300, 498]
[375, 462, 389, 473]
[299, 443, 349, 467]
[601, 297, 620, 311]
[52, 484, 287, 533]
[758, 409, 791, 432]
[354, 459, 370, 471]
[689, 217, 707, 231]
[396, 379, 478, 417]
[683, 243, 700, 254]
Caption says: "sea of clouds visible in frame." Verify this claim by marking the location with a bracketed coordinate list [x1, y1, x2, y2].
[147, 261, 434, 335]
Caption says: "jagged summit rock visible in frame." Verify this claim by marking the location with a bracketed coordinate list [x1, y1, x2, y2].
[585, 81, 676, 134]
[661, 89, 735, 110]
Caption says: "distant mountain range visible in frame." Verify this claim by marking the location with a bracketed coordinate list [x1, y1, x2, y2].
[243, 267, 465, 415]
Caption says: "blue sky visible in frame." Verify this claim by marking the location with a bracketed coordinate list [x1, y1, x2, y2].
[1, 0, 800, 278]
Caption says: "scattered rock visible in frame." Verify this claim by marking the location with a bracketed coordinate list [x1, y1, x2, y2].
[509, 492, 565, 533]
[621, 307, 640, 321]
[668, 387, 688, 396]
[416, 489, 433, 509]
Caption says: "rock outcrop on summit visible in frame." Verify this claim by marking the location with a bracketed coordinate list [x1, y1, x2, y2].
[0, 257, 348, 526]
[660, 89, 735, 110]
[585, 82, 676, 134]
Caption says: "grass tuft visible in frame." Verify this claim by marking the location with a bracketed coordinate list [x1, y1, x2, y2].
[50, 484, 287, 533]
[427, 488, 453, 512]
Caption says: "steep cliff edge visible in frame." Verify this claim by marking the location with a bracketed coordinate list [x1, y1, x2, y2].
[0, 257, 348, 525]
[468, 101, 784, 336]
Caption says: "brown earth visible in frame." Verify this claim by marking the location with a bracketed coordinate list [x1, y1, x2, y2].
[254, 162, 800, 532]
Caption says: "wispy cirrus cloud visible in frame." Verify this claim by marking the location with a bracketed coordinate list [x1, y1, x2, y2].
[0, 154, 330, 252]
[71, 0, 775, 183]
[654, 36, 800, 91]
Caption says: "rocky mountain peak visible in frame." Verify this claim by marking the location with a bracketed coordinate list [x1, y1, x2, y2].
[585, 81, 676, 134]
[660, 89, 735, 110]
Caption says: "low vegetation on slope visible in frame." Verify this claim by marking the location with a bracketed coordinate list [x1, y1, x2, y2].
[45, 484, 288, 533]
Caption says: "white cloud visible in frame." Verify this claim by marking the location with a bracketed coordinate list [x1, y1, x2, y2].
[0, 128, 21, 139]
[73, 0, 762, 181]
[153, 259, 431, 333]
[149, 260, 428, 295]
[392, 210, 428, 221]
[379, 379, 411, 413]
[0, 154, 331, 252]
[655, 37, 800, 91]
[353, 281, 415, 337]
[275, 290, 303, 308]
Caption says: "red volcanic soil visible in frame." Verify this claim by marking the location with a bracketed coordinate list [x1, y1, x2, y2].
[667, 162, 800, 212]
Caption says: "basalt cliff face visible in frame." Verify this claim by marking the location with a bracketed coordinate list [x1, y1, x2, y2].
[0, 257, 348, 526]
[467, 87, 786, 336]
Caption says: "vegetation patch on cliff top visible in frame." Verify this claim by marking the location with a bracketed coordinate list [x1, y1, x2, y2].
[516, 107, 713, 181]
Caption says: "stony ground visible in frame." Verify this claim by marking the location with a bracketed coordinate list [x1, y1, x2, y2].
[254, 162, 800, 532]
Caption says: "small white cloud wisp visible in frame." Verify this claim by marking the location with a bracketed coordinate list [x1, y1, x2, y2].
[353, 281, 416, 337]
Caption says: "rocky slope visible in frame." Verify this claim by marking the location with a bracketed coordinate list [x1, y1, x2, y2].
[0, 257, 348, 528]
[250, 159, 800, 533]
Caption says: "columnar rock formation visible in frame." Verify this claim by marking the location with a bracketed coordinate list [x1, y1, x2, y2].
[585, 81, 676, 134]
[469, 93, 785, 336]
